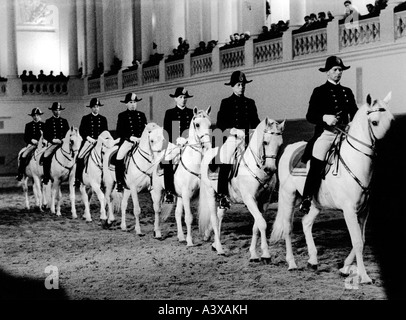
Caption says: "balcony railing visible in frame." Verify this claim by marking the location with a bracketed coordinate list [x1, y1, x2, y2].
[395, 10, 406, 39]
[220, 45, 245, 70]
[122, 69, 138, 88]
[293, 28, 327, 57]
[254, 37, 283, 64]
[166, 59, 184, 81]
[0, 81, 6, 96]
[88, 78, 101, 94]
[22, 81, 68, 95]
[191, 53, 213, 75]
[104, 74, 118, 92]
[340, 16, 380, 49]
[143, 65, 159, 85]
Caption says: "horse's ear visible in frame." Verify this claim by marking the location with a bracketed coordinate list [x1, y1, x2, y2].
[206, 105, 211, 115]
[193, 107, 198, 115]
[383, 91, 392, 104]
[279, 119, 286, 131]
[366, 94, 372, 106]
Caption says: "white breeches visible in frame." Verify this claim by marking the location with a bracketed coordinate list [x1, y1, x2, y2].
[312, 130, 336, 161]
[117, 140, 134, 160]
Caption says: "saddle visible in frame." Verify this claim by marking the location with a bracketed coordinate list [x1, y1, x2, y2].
[108, 143, 138, 173]
[39, 145, 61, 165]
[290, 133, 344, 177]
[207, 146, 244, 181]
[156, 146, 183, 176]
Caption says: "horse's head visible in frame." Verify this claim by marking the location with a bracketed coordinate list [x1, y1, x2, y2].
[97, 130, 116, 149]
[141, 122, 166, 154]
[250, 118, 285, 174]
[190, 106, 212, 149]
[364, 92, 394, 141]
[65, 126, 83, 155]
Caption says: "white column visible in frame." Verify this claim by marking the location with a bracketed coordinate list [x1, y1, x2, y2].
[289, 0, 307, 28]
[102, 0, 114, 73]
[218, 0, 234, 45]
[140, 0, 153, 63]
[185, 0, 202, 51]
[121, 0, 135, 68]
[6, 0, 18, 78]
[76, 0, 86, 76]
[68, 0, 79, 77]
[86, 0, 97, 76]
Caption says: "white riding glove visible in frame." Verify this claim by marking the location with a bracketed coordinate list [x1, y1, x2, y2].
[323, 114, 338, 126]
[86, 136, 96, 144]
[31, 139, 38, 145]
[130, 136, 140, 144]
[52, 138, 62, 144]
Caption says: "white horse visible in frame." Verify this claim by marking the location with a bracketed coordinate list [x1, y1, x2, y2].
[72, 131, 119, 222]
[199, 118, 285, 260]
[103, 123, 166, 235]
[154, 106, 212, 246]
[47, 127, 83, 217]
[18, 133, 49, 210]
[270, 93, 394, 284]
[117, 123, 167, 235]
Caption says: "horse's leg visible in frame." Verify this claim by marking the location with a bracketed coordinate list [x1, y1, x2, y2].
[93, 185, 107, 221]
[342, 207, 372, 284]
[211, 207, 225, 255]
[150, 188, 163, 239]
[271, 185, 298, 270]
[105, 182, 115, 223]
[55, 183, 62, 216]
[302, 205, 321, 268]
[120, 189, 131, 231]
[80, 184, 92, 221]
[130, 188, 144, 236]
[175, 197, 186, 244]
[50, 181, 57, 215]
[22, 177, 30, 210]
[70, 177, 78, 219]
[243, 196, 271, 261]
[182, 195, 195, 247]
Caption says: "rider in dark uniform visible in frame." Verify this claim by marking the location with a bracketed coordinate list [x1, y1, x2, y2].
[216, 71, 260, 209]
[163, 87, 194, 203]
[115, 92, 147, 192]
[16, 108, 45, 181]
[74, 98, 109, 187]
[299, 56, 358, 214]
[42, 102, 70, 184]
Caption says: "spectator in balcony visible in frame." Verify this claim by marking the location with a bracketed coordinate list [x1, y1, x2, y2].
[317, 12, 329, 28]
[115, 93, 147, 192]
[75, 98, 109, 187]
[27, 71, 37, 81]
[297, 15, 311, 32]
[343, 1, 359, 19]
[47, 70, 55, 81]
[395, 1, 406, 12]
[299, 56, 358, 215]
[206, 40, 218, 52]
[16, 108, 45, 181]
[38, 70, 47, 81]
[162, 87, 194, 203]
[41, 102, 70, 184]
[327, 11, 335, 21]
[56, 72, 67, 82]
[20, 70, 28, 81]
[192, 41, 207, 56]
[216, 71, 260, 209]
[125, 59, 139, 72]
[257, 25, 270, 42]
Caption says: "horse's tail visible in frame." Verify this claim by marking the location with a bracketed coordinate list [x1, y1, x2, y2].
[270, 141, 306, 242]
[198, 147, 218, 236]
[111, 188, 122, 214]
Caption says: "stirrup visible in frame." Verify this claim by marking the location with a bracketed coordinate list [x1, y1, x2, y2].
[42, 177, 50, 184]
[16, 174, 23, 181]
[164, 191, 175, 204]
[299, 197, 312, 214]
[218, 194, 231, 209]
[116, 182, 124, 193]
[74, 179, 81, 188]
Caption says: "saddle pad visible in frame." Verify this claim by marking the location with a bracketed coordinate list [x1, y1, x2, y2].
[290, 143, 308, 176]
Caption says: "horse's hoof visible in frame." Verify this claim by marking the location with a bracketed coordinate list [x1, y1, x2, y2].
[307, 262, 318, 271]
[154, 236, 164, 241]
[218, 252, 226, 256]
[249, 258, 261, 263]
[179, 240, 187, 245]
[137, 233, 146, 237]
[261, 257, 272, 264]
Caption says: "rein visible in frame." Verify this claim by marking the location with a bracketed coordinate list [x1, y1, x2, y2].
[55, 140, 79, 171]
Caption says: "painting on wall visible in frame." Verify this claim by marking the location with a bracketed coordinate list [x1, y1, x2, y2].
[16, 0, 57, 31]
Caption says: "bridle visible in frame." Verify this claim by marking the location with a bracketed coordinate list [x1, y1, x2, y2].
[55, 131, 80, 171]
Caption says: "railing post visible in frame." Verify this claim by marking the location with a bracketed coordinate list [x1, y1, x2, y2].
[244, 38, 254, 68]
[184, 53, 191, 78]
[212, 46, 220, 74]
[282, 29, 294, 62]
[100, 74, 105, 93]
[5, 78, 22, 97]
[159, 59, 166, 83]
[138, 65, 143, 86]
[118, 69, 123, 90]
[380, 2, 402, 43]
[67, 78, 84, 96]
[327, 17, 341, 54]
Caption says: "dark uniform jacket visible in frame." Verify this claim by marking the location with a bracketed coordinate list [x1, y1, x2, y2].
[216, 94, 260, 143]
[24, 121, 45, 145]
[302, 81, 358, 162]
[44, 116, 70, 144]
[163, 106, 194, 143]
[79, 113, 108, 140]
[116, 109, 147, 143]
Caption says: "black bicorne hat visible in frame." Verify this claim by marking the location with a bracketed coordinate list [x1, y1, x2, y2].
[28, 107, 44, 116]
[169, 87, 193, 98]
[49, 102, 65, 111]
[224, 70, 252, 86]
[87, 97, 103, 108]
[120, 93, 142, 103]
[319, 56, 350, 72]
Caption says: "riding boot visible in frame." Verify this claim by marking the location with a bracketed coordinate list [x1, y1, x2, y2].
[115, 159, 125, 193]
[163, 163, 175, 203]
[299, 157, 325, 214]
[42, 157, 51, 184]
[75, 158, 85, 187]
[16, 157, 26, 181]
[217, 164, 232, 209]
